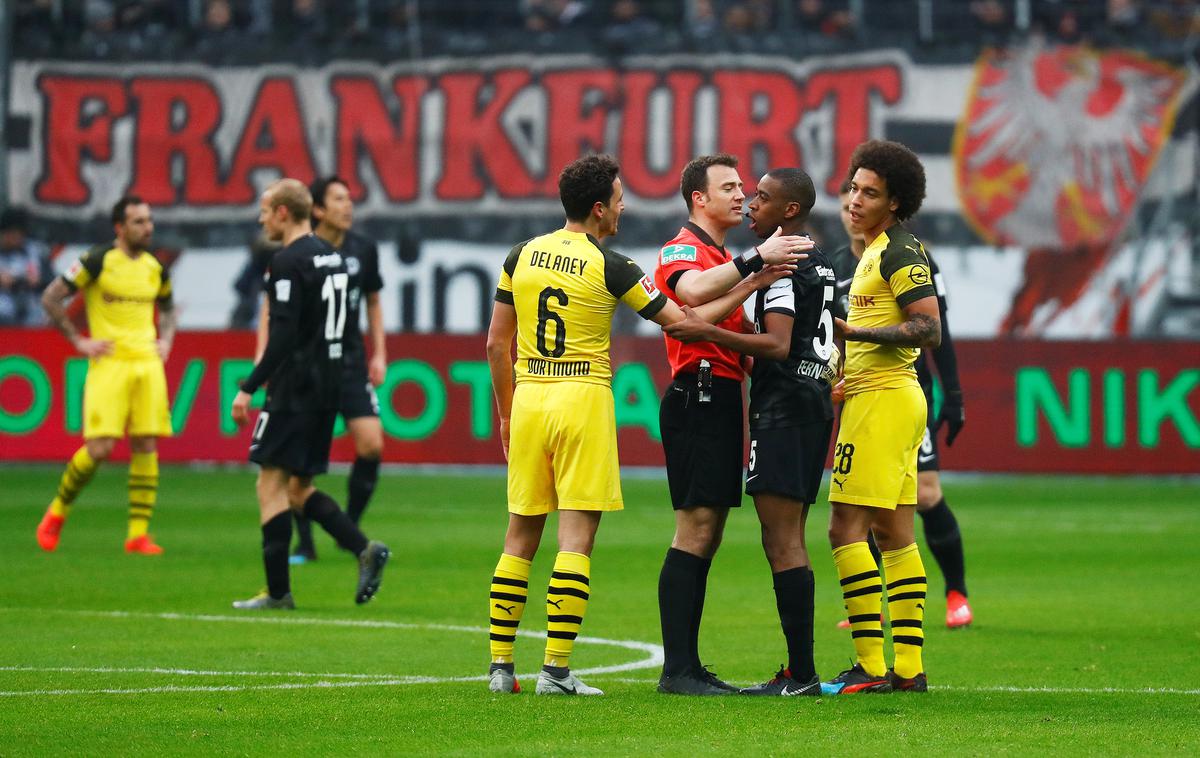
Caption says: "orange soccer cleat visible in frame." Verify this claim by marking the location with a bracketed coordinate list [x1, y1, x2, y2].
[946, 590, 973, 629]
[36, 508, 65, 552]
[125, 535, 164, 555]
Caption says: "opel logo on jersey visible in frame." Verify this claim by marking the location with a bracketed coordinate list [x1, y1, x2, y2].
[908, 266, 930, 286]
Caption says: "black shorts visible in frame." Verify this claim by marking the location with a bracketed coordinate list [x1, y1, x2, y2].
[340, 364, 380, 420]
[248, 409, 337, 477]
[747, 420, 833, 504]
[659, 374, 744, 510]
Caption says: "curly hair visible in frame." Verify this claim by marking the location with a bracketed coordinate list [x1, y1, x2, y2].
[680, 153, 739, 212]
[559, 154, 620, 222]
[846, 140, 926, 221]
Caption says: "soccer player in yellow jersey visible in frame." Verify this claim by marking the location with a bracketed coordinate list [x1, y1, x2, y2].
[485, 155, 779, 695]
[820, 141, 941, 695]
[37, 196, 176, 555]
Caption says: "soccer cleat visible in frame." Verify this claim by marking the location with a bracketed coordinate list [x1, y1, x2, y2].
[355, 540, 390, 605]
[657, 667, 736, 696]
[820, 663, 891, 695]
[535, 670, 603, 696]
[488, 665, 521, 694]
[946, 590, 973, 629]
[740, 666, 821, 696]
[124, 535, 164, 555]
[232, 590, 295, 610]
[36, 509, 65, 552]
[289, 546, 318, 565]
[886, 669, 928, 692]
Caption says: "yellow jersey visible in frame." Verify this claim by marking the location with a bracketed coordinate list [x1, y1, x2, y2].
[495, 229, 667, 386]
[62, 244, 173, 360]
[843, 225, 936, 395]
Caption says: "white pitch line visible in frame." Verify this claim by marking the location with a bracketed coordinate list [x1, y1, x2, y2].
[0, 607, 663, 694]
[0, 665, 398, 680]
[601, 677, 1200, 696]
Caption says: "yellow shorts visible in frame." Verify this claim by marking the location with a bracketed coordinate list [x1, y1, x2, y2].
[83, 357, 173, 439]
[507, 381, 623, 515]
[829, 385, 926, 510]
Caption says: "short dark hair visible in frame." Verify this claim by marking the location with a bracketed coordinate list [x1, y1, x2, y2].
[309, 175, 349, 221]
[111, 196, 147, 225]
[680, 153, 739, 212]
[765, 167, 816, 222]
[838, 177, 852, 195]
[846, 140, 926, 221]
[558, 154, 620, 221]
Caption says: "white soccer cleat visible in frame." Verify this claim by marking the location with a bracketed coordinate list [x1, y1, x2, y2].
[488, 666, 520, 693]
[535, 670, 603, 696]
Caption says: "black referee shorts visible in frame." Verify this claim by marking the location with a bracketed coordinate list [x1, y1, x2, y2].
[746, 419, 834, 504]
[248, 409, 337, 478]
[659, 373, 744, 510]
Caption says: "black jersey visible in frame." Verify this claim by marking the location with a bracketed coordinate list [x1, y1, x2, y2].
[340, 230, 384, 365]
[747, 247, 837, 429]
[242, 234, 349, 412]
[830, 243, 858, 324]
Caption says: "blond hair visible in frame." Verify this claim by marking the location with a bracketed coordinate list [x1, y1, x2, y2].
[267, 178, 313, 223]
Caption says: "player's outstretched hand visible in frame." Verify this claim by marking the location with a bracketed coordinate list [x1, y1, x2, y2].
[663, 305, 713, 344]
[756, 226, 813, 266]
[231, 390, 252, 427]
[934, 389, 965, 446]
[499, 417, 511, 462]
[72, 336, 113, 358]
[747, 263, 794, 290]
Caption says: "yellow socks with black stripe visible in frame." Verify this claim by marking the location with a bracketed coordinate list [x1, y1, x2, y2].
[883, 543, 927, 679]
[544, 551, 590, 668]
[833, 541, 886, 677]
[489, 554, 531, 664]
[51, 446, 100, 520]
[127, 452, 158, 540]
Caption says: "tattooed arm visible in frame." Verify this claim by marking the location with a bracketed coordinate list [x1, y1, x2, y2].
[41, 278, 111, 357]
[835, 295, 941, 349]
[157, 298, 177, 361]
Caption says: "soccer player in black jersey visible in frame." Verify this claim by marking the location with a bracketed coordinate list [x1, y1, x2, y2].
[665, 168, 838, 695]
[285, 176, 387, 564]
[831, 180, 973, 629]
[230, 179, 389, 610]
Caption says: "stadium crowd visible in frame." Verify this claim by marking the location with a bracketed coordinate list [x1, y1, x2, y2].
[10, 0, 1199, 61]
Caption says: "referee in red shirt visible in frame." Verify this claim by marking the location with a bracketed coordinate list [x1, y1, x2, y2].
[653, 154, 812, 695]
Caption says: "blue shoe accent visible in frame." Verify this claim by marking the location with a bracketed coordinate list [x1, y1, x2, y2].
[289, 553, 310, 565]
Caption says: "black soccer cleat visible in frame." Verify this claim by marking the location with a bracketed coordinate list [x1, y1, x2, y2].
[657, 666, 736, 696]
[740, 666, 821, 696]
[355, 540, 390, 605]
[820, 663, 892, 695]
[886, 669, 928, 692]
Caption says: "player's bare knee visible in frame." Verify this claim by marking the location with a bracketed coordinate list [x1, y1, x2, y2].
[128, 436, 156, 454]
[286, 478, 315, 508]
[86, 438, 116, 462]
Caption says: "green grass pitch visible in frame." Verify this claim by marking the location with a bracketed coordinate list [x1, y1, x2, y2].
[1, 464, 1197, 755]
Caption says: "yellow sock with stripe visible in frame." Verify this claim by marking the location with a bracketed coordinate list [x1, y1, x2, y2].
[489, 553, 531, 664]
[833, 541, 886, 677]
[51, 446, 100, 519]
[544, 551, 590, 668]
[883, 543, 927, 679]
[127, 452, 159, 540]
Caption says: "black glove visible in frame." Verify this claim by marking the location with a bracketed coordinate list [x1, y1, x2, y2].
[934, 390, 965, 446]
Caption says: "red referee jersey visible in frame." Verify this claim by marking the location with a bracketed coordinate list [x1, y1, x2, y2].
[653, 222, 746, 382]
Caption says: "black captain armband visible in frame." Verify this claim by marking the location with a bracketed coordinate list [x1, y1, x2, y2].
[733, 246, 765, 277]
